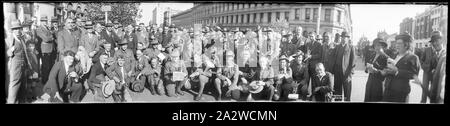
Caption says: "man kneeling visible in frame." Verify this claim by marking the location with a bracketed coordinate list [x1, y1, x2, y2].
[311, 63, 334, 102]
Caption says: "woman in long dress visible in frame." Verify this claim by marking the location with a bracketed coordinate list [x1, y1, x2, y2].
[364, 40, 388, 102]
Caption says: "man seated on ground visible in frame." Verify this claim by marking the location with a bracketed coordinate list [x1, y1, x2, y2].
[142, 57, 164, 95]
[105, 54, 133, 102]
[215, 50, 239, 101]
[311, 63, 334, 102]
[275, 55, 294, 101]
[129, 49, 149, 93]
[163, 50, 188, 97]
[246, 56, 276, 101]
[88, 53, 111, 102]
[43, 50, 84, 103]
[184, 53, 214, 101]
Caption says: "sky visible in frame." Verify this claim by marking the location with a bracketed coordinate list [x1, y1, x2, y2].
[139, 3, 194, 25]
[350, 4, 433, 44]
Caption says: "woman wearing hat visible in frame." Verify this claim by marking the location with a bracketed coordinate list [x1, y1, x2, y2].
[364, 39, 389, 102]
[381, 34, 421, 102]
[275, 55, 294, 101]
[289, 51, 310, 100]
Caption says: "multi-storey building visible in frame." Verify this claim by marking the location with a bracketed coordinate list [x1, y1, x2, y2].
[172, 3, 353, 40]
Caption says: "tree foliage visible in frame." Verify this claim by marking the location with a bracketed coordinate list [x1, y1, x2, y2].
[84, 2, 142, 26]
[269, 19, 290, 32]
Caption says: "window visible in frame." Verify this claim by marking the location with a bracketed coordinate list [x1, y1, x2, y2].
[305, 8, 311, 20]
[295, 8, 300, 20]
[231, 15, 234, 23]
[235, 15, 238, 23]
[253, 13, 257, 23]
[276, 12, 280, 20]
[325, 9, 331, 22]
[241, 14, 244, 23]
[260, 13, 264, 23]
[285, 11, 290, 21]
[268, 12, 272, 23]
[247, 14, 250, 23]
[313, 8, 318, 22]
[234, 4, 237, 10]
[337, 10, 341, 23]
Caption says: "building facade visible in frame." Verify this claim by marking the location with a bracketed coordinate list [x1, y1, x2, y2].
[399, 17, 414, 36]
[171, 3, 353, 39]
[152, 6, 165, 27]
[412, 5, 447, 48]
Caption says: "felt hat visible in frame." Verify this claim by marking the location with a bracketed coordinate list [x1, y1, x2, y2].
[102, 80, 116, 97]
[117, 39, 128, 45]
[248, 81, 265, 94]
[10, 20, 23, 29]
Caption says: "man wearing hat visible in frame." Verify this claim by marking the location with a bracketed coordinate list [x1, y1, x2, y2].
[36, 16, 56, 83]
[129, 49, 149, 93]
[57, 18, 79, 59]
[114, 39, 135, 65]
[163, 49, 188, 97]
[92, 41, 115, 64]
[79, 21, 100, 73]
[307, 34, 324, 77]
[332, 31, 355, 101]
[101, 22, 121, 50]
[105, 54, 134, 102]
[136, 23, 149, 48]
[420, 31, 445, 103]
[7, 20, 30, 103]
[123, 24, 138, 54]
[143, 39, 163, 61]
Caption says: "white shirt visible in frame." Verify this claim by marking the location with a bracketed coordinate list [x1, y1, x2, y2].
[121, 66, 125, 83]
[64, 61, 70, 75]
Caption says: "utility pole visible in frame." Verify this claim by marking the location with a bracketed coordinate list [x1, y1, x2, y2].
[316, 4, 322, 35]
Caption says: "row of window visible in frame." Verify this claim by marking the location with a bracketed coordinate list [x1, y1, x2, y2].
[189, 8, 339, 24]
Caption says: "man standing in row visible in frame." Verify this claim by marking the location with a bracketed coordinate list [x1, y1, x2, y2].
[332, 31, 355, 101]
[57, 18, 79, 60]
[36, 16, 56, 84]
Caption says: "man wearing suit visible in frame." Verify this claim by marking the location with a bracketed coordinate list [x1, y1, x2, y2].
[101, 23, 120, 50]
[36, 16, 56, 84]
[88, 53, 110, 102]
[106, 54, 134, 102]
[57, 18, 79, 59]
[308, 35, 323, 76]
[114, 39, 135, 66]
[421, 31, 445, 103]
[43, 50, 84, 103]
[332, 31, 356, 101]
[123, 25, 138, 54]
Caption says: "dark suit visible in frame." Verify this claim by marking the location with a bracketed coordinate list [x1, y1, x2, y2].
[101, 30, 120, 49]
[88, 61, 107, 90]
[308, 41, 323, 76]
[332, 43, 355, 101]
[364, 53, 388, 102]
[36, 25, 56, 83]
[311, 72, 334, 101]
[43, 61, 84, 102]
[57, 29, 79, 55]
[419, 47, 439, 103]
[383, 52, 420, 102]
[123, 32, 138, 54]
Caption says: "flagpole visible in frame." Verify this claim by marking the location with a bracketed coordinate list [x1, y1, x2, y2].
[316, 4, 322, 34]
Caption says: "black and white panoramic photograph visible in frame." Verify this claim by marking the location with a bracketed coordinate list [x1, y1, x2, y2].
[3, 2, 447, 104]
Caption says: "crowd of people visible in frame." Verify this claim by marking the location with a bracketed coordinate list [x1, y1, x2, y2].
[5, 6, 446, 104]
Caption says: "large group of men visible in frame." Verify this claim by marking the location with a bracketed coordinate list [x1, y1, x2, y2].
[5, 5, 445, 104]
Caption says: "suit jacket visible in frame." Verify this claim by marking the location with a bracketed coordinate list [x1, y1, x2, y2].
[43, 61, 83, 97]
[420, 47, 439, 73]
[79, 33, 100, 54]
[57, 29, 79, 54]
[101, 30, 120, 48]
[385, 52, 420, 95]
[88, 61, 107, 85]
[311, 72, 334, 95]
[36, 25, 55, 53]
[106, 62, 134, 84]
[123, 32, 138, 53]
[334, 43, 356, 78]
[92, 49, 115, 63]
[114, 48, 135, 64]
[309, 41, 323, 67]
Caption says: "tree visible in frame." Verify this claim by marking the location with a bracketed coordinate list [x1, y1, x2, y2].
[84, 3, 142, 26]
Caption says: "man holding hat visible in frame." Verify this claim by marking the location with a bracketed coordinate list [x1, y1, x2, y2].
[332, 31, 355, 101]
[420, 31, 445, 103]
[105, 54, 134, 102]
[88, 52, 111, 102]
